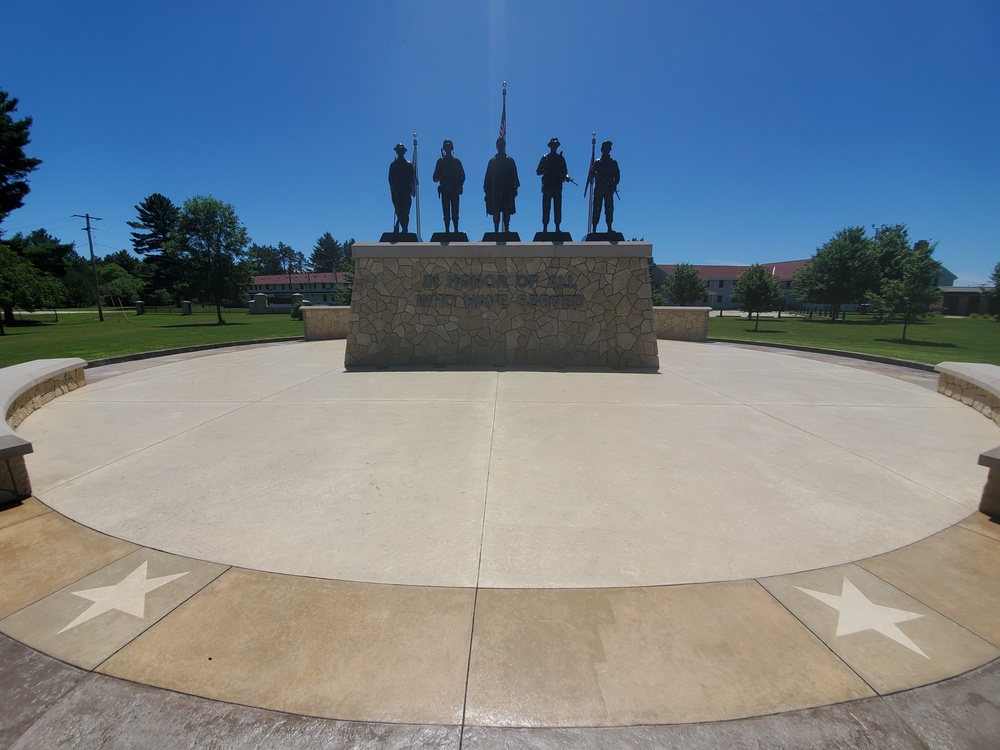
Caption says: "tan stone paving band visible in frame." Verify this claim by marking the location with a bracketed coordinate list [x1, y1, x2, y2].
[1, 502, 998, 727]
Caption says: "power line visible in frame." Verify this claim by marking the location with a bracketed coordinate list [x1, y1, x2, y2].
[1, 215, 82, 236]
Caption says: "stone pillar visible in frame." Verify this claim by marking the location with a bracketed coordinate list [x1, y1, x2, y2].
[0, 456, 31, 501]
[981, 467, 1000, 518]
[181, 301, 192, 315]
[251, 293, 268, 315]
[134, 300, 145, 315]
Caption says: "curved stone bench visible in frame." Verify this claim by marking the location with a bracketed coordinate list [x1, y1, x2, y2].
[1, 359, 87, 502]
[936, 361, 1000, 517]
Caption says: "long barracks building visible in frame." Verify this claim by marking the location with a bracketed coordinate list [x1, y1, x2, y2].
[655, 260, 958, 311]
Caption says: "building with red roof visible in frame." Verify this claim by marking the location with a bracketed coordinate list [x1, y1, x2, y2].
[248, 273, 351, 306]
[655, 260, 810, 309]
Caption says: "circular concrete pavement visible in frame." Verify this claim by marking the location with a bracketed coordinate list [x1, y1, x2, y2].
[17, 339, 998, 588]
[3, 339, 999, 740]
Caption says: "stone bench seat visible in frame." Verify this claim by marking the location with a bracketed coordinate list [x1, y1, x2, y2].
[936, 361, 1000, 517]
[1, 358, 87, 502]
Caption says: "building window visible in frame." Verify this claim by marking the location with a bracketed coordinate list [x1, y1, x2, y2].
[718, 280, 725, 288]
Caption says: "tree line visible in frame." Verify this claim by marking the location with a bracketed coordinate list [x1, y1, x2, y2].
[656, 225, 1000, 337]
[0, 87, 355, 331]
[1, 192, 356, 329]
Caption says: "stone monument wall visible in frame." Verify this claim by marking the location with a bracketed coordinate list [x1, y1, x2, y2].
[345, 242, 658, 368]
[653, 306, 711, 342]
[301, 305, 350, 340]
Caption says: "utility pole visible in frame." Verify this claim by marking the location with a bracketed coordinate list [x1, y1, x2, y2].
[74, 213, 104, 321]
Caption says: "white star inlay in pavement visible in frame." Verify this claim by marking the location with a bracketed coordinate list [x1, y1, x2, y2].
[796, 577, 929, 659]
[59, 561, 188, 634]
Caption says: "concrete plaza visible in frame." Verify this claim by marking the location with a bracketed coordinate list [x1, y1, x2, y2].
[2, 339, 999, 748]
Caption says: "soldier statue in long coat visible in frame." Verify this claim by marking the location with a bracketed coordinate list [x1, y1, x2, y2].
[483, 137, 519, 233]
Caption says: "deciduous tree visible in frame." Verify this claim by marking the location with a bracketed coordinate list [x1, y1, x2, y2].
[169, 196, 252, 324]
[2, 230, 73, 323]
[663, 262, 709, 306]
[792, 227, 878, 320]
[982, 261, 1000, 322]
[99, 262, 144, 305]
[865, 242, 941, 340]
[0, 244, 62, 334]
[733, 263, 783, 331]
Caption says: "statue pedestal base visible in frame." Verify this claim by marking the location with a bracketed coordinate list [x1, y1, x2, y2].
[346, 241, 658, 369]
[585, 231, 625, 242]
[429, 232, 469, 243]
[379, 232, 418, 243]
[481, 232, 521, 242]
[533, 231, 573, 242]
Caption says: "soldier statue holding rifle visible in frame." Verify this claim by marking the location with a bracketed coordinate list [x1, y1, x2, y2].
[536, 137, 573, 234]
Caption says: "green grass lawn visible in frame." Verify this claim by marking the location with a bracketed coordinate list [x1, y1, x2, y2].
[2, 307, 998, 369]
[709, 313, 1000, 366]
[0, 308, 304, 367]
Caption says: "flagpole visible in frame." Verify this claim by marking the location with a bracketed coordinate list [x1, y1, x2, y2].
[412, 132, 421, 241]
[499, 81, 507, 140]
[586, 131, 596, 236]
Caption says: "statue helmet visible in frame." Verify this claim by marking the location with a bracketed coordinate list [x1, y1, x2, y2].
[394, 143, 407, 154]
[548, 137, 560, 148]
[601, 140, 613, 153]
[442, 139, 454, 150]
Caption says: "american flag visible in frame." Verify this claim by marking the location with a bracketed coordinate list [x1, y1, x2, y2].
[499, 82, 506, 140]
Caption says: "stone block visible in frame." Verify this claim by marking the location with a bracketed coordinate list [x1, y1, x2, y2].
[345, 243, 658, 369]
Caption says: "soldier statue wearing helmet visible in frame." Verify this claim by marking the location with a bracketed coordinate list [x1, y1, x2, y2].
[536, 137, 572, 234]
[387, 142, 414, 234]
[432, 139, 466, 234]
[590, 140, 620, 234]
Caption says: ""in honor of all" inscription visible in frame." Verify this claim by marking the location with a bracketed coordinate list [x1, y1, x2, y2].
[416, 271, 586, 310]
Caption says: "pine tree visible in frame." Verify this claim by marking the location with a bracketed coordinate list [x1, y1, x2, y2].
[0, 90, 42, 228]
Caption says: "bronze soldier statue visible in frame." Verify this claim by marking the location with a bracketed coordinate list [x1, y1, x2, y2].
[536, 137, 571, 233]
[483, 137, 519, 233]
[590, 140, 620, 233]
[432, 139, 465, 233]
[388, 143, 414, 233]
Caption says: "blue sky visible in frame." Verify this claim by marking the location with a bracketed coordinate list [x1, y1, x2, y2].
[4, 0, 998, 284]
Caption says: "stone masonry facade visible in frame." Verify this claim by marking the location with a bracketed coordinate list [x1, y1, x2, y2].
[937, 373, 1000, 428]
[7, 367, 86, 429]
[653, 307, 711, 342]
[302, 306, 350, 341]
[345, 243, 658, 368]
[2, 366, 86, 499]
